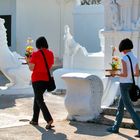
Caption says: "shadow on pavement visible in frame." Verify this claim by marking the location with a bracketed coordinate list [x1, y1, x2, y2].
[32, 125, 68, 140]
[0, 94, 33, 109]
[69, 121, 108, 137]
[69, 120, 136, 140]
[118, 132, 136, 140]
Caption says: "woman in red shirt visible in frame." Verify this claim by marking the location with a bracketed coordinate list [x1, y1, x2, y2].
[27, 36, 54, 129]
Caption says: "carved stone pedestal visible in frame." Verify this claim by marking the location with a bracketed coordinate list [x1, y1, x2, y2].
[62, 72, 103, 122]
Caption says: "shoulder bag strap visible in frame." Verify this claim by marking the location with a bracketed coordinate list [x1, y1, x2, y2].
[40, 49, 51, 79]
[126, 55, 135, 85]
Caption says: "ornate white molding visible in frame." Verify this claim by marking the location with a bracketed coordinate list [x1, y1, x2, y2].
[81, 0, 101, 5]
[56, 0, 73, 4]
[103, 0, 140, 31]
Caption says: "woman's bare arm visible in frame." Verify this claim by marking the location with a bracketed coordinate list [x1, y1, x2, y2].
[134, 64, 140, 77]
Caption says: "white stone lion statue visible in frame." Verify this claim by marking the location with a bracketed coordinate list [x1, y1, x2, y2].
[0, 18, 31, 88]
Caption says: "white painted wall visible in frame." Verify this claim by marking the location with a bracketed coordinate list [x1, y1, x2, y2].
[0, 0, 104, 62]
[16, 0, 75, 60]
[73, 5, 104, 53]
[0, 0, 16, 51]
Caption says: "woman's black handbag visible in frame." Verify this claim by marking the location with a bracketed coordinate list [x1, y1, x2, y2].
[40, 50, 56, 92]
[127, 55, 140, 102]
[129, 84, 140, 102]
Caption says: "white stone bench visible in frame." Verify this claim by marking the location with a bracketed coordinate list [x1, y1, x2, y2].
[61, 72, 103, 122]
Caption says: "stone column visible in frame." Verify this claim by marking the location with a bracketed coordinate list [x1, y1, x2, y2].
[132, 0, 140, 21]
[102, 0, 112, 31]
[117, 0, 133, 30]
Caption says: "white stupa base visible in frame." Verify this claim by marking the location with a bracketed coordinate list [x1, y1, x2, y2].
[53, 68, 105, 91]
[62, 72, 103, 122]
[53, 68, 121, 107]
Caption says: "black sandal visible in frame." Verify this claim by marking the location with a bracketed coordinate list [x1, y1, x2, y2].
[29, 121, 38, 125]
[135, 134, 140, 138]
[45, 124, 54, 129]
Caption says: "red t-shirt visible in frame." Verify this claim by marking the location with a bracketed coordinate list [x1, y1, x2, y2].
[30, 48, 54, 82]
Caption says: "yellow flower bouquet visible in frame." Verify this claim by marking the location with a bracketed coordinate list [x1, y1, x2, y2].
[25, 37, 34, 57]
[25, 46, 34, 57]
[110, 56, 120, 70]
[109, 46, 120, 76]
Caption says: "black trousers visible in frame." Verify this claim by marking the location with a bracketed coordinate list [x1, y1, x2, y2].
[32, 81, 53, 123]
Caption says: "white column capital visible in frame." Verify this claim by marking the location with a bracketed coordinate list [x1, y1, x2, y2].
[117, 0, 133, 6]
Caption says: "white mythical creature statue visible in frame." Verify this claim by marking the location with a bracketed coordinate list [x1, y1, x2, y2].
[53, 25, 104, 90]
[63, 25, 85, 69]
[63, 25, 104, 71]
[0, 18, 31, 88]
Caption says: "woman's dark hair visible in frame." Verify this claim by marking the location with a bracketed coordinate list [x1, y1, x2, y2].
[36, 36, 49, 49]
[119, 38, 133, 52]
